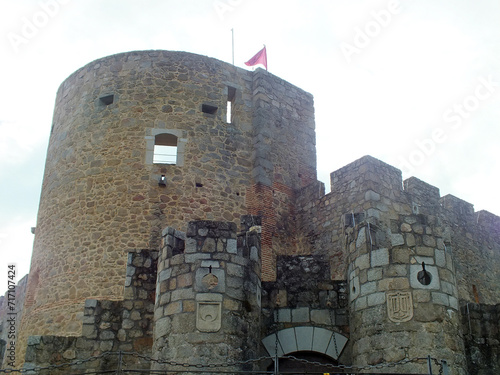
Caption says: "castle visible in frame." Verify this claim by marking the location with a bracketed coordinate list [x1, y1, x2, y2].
[0, 50, 499, 374]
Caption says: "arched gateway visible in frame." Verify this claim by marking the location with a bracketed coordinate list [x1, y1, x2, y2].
[262, 326, 348, 361]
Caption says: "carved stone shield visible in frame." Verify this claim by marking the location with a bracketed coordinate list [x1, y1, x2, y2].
[387, 291, 413, 323]
[196, 302, 222, 332]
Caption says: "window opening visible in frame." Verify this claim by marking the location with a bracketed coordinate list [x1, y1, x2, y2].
[226, 86, 236, 123]
[154, 133, 178, 164]
[99, 94, 114, 106]
[202, 104, 218, 115]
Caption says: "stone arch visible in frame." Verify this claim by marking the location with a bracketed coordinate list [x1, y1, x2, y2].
[262, 326, 348, 361]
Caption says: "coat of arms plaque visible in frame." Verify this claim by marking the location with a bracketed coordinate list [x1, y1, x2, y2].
[387, 291, 413, 323]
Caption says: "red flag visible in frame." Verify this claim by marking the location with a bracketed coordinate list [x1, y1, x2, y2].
[245, 46, 267, 70]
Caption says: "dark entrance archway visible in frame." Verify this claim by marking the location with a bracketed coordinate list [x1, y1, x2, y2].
[268, 351, 344, 374]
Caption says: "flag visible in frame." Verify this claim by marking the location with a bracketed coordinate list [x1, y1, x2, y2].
[245, 46, 267, 70]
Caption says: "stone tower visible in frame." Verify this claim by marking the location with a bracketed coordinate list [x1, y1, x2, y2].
[338, 157, 466, 373]
[17, 50, 316, 363]
[152, 219, 262, 371]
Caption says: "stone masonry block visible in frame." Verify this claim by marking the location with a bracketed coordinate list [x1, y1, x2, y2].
[185, 253, 212, 263]
[275, 308, 291, 322]
[227, 263, 244, 277]
[355, 296, 368, 310]
[356, 227, 366, 249]
[292, 307, 310, 322]
[82, 324, 97, 339]
[159, 268, 172, 282]
[435, 249, 446, 267]
[406, 233, 416, 247]
[250, 246, 259, 261]
[366, 208, 380, 219]
[392, 248, 410, 263]
[423, 235, 436, 247]
[84, 299, 98, 308]
[171, 288, 195, 301]
[185, 238, 197, 253]
[431, 292, 449, 306]
[441, 281, 455, 296]
[201, 260, 220, 268]
[367, 268, 383, 281]
[355, 253, 370, 270]
[449, 295, 458, 310]
[360, 281, 377, 296]
[413, 290, 431, 303]
[177, 273, 193, 288]
[227, 239, 237, 254]
[391, 234, 405, 247]
[311, 309, 331, 325]
[378, 277, 409, 291]
[365, 190, 381, 201]
[165, 301, 182, 315]
[371, 248, 389, 267]
[367, 292, 386, 306]
[385, 264, 408, 277]
[414, 256, 434, 265]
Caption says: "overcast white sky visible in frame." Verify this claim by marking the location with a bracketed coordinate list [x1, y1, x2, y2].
[1, 0, 499, 287]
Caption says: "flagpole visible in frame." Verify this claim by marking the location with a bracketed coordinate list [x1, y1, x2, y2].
[231, 28, 235, 65]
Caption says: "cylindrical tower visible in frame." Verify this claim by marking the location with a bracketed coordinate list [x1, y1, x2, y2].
[337, 156, 467, 374]
[152, 219, 261, 371]
[18, 50, 316, 364]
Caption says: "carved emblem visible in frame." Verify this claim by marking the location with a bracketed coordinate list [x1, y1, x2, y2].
[196, 302, 222, 332]
[387, 291, 413, 323]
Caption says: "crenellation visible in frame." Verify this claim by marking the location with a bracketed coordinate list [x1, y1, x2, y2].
[403, 176, 441, 209]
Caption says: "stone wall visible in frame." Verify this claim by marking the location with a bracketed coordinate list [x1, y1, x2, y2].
[462, 303, 500, 375]
[247, 68, 316, 281]
[440, 197, 500, 305]
[262, 255, 350, 362]
[22, 250, 157, 373]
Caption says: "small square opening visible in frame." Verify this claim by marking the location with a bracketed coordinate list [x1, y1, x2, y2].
[99, 94, 114, 106]
[202, 104, 218, 115]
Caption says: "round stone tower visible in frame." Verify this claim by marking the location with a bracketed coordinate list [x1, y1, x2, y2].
[152, 219, 261, 371]
[335, 156, 467, 374]
[18, 50, 317, 363]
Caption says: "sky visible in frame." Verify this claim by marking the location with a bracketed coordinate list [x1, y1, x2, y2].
[0, 0, 499, 287]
